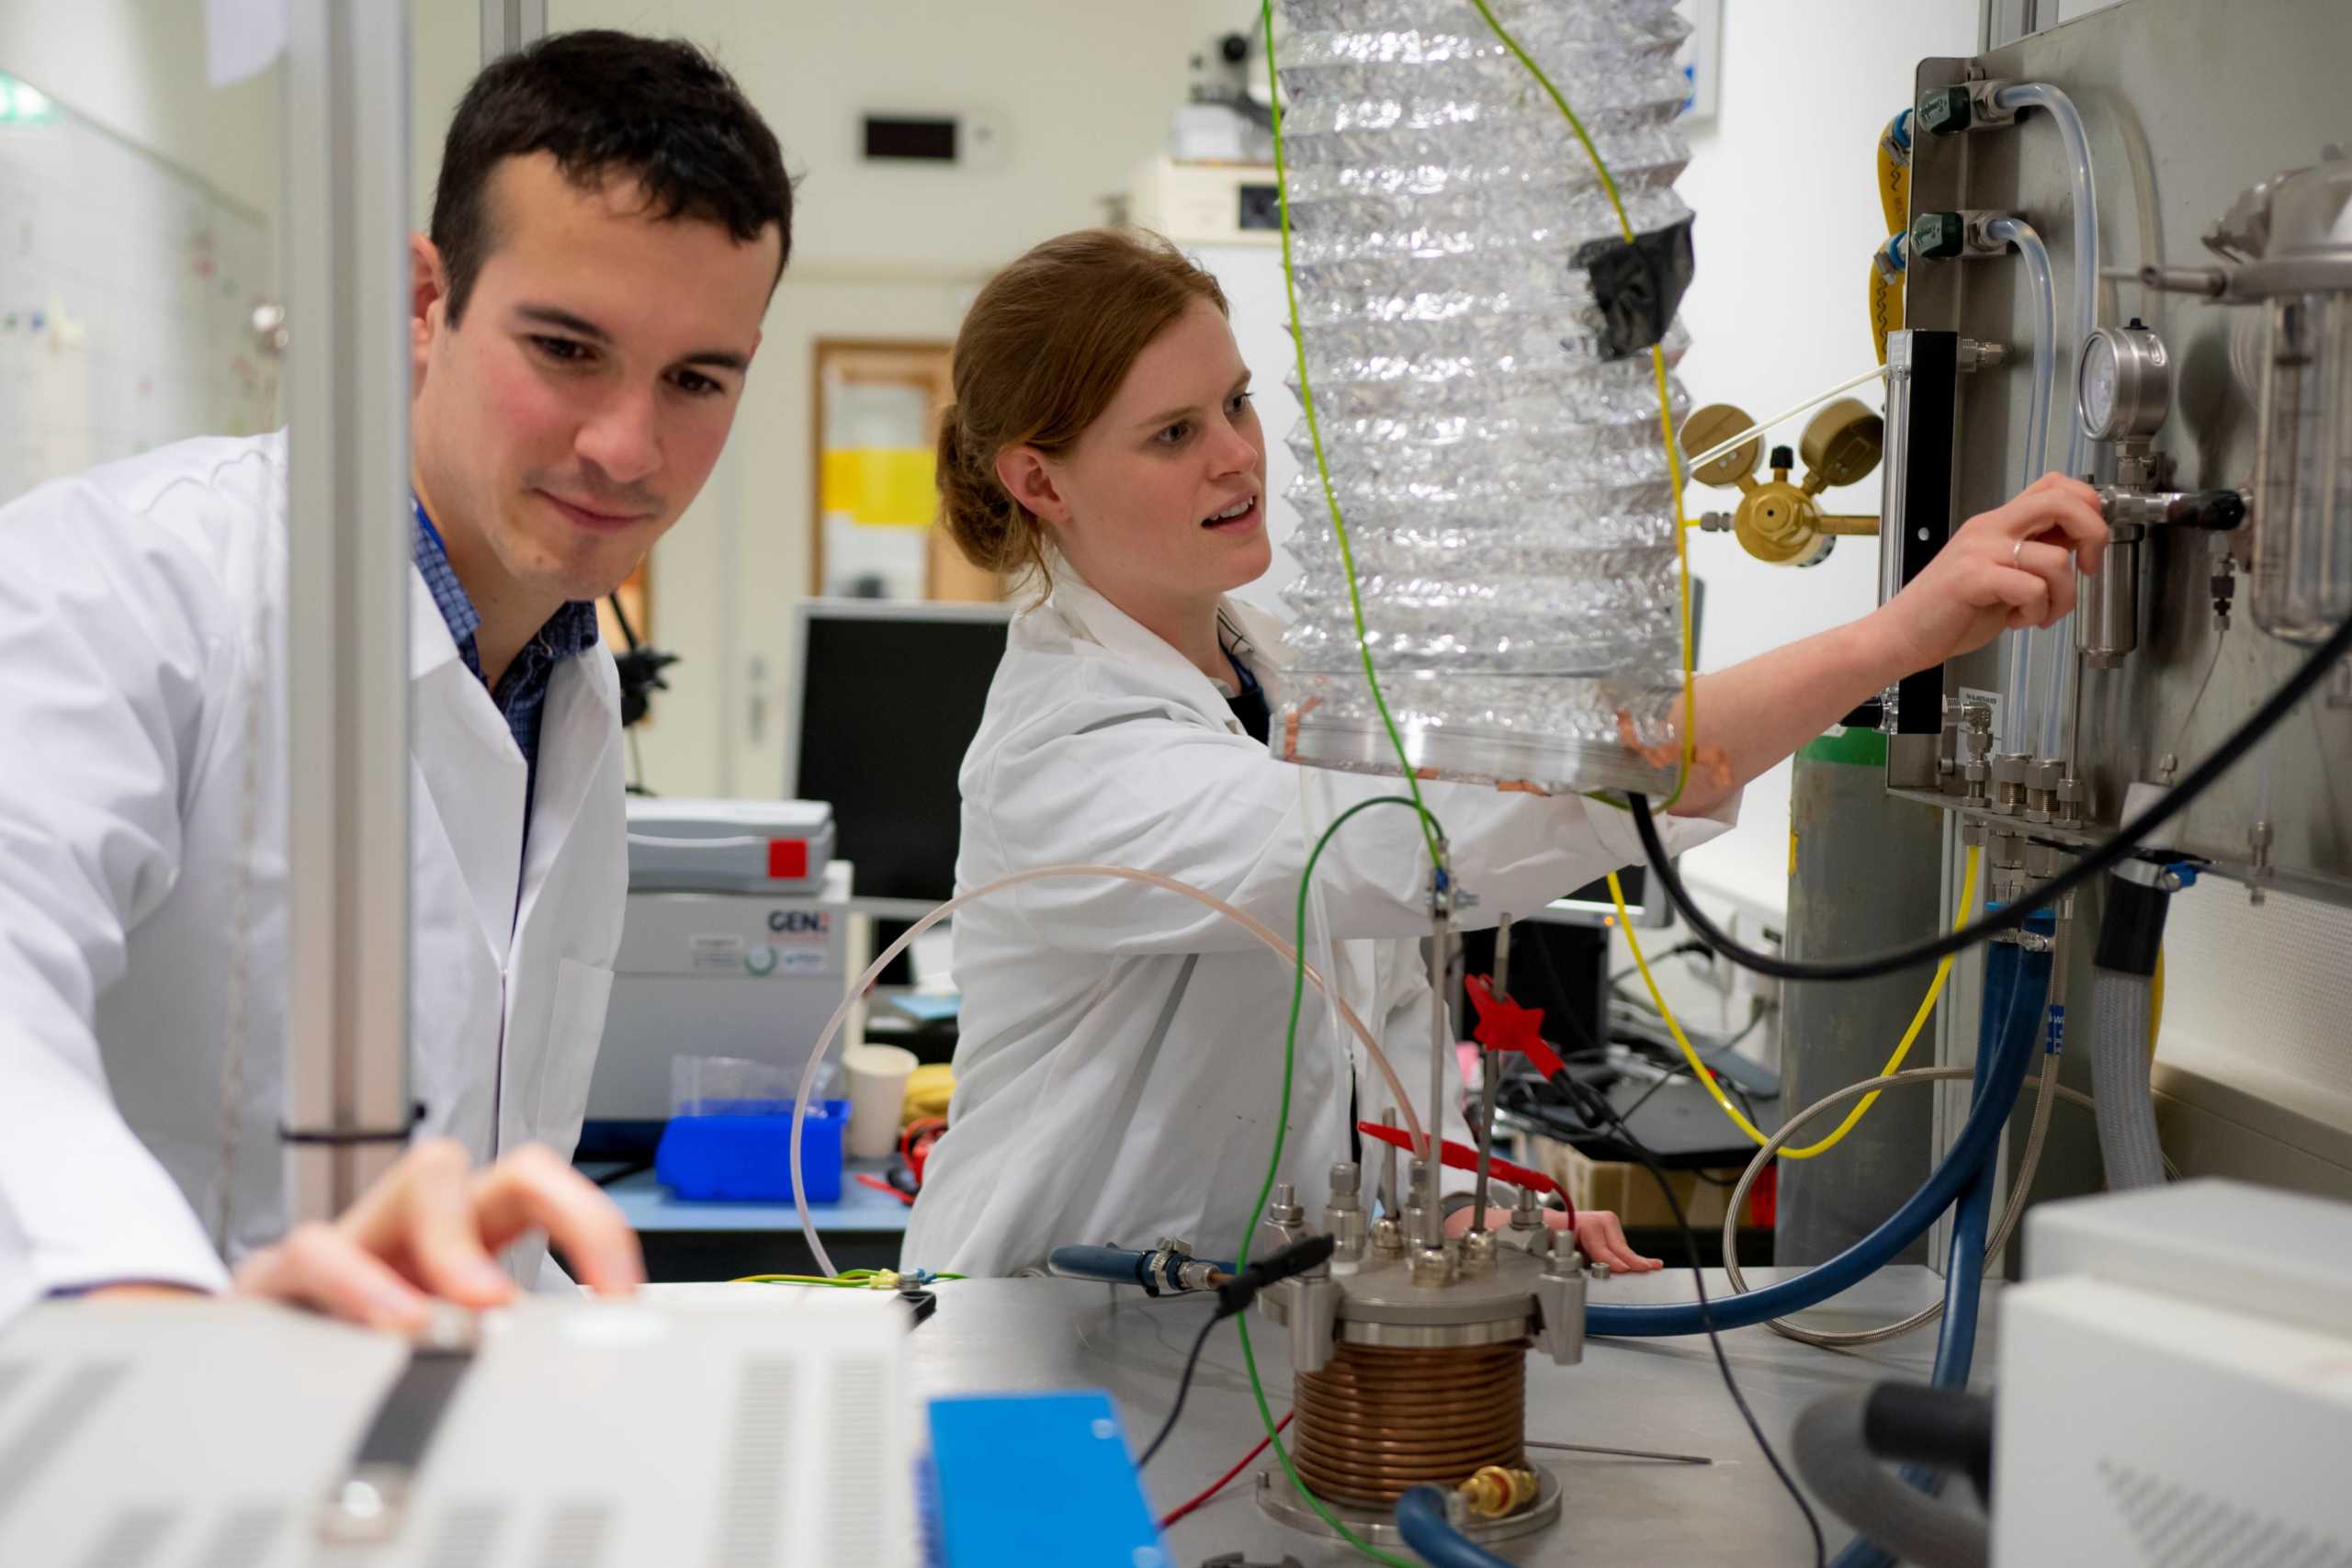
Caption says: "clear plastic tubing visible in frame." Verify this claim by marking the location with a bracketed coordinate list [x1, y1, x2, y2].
[1996, 83, 2102, 761]
[785, 863, 1431, 1280]
[1987, 215, 2059, 751]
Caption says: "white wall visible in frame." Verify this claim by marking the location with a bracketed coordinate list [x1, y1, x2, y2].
[0, 2, 279, 220]
[407, 0, 1250, 796]
[1666, 0, 1981, 919]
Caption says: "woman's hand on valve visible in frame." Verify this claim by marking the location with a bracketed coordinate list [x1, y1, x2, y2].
[1870, 472, 2109, 676]
[1444, 1202, 1664, 1272]
[230, 1139, 645, 1331]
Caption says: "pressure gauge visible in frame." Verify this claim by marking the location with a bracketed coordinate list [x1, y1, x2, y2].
[2077, 321, 2171, 442]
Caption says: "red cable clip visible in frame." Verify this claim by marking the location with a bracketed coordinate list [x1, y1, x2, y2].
[1464, 974, 1568, 1079]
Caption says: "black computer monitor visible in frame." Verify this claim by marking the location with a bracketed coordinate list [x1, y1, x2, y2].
[786, 599, 1015, 913]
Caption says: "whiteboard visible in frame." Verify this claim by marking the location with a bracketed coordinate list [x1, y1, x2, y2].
[0, 70, 279, 506]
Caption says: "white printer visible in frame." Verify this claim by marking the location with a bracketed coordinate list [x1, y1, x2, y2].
[583, 800, 857, 1148]
[622, 796, 837, 893]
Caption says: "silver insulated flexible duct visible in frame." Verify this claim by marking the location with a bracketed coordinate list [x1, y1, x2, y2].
[1271, 0, 1697, 795]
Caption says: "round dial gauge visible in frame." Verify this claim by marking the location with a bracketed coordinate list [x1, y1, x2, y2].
[2077, 322, 2170, 442]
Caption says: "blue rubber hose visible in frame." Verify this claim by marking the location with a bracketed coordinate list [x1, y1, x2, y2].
[1585, 968, 2040, 1338]
[1934, 943, 2044, 1390]
[1833, 942, 2045, 1568]
[1395, 1486, 1513, 1568]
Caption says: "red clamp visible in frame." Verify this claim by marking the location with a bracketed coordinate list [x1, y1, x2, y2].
[1355, 1120, 1567, 1209]
[1464, 974, 1568, 1079]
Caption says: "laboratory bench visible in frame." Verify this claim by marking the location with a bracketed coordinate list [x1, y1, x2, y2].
[912, 1267, 1987, 1564]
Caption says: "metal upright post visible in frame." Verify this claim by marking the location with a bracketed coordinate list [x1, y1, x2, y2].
[480, 0, 548, 63]
[279, 0, 414, 1225]
[1470, 914, 1510, 1233]
[1423, 846, 1454, 1251]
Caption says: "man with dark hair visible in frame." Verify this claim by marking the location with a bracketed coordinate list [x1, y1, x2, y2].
[0, 32, 790, 1325]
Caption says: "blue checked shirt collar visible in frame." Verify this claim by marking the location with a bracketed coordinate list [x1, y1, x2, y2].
[412, 497, 601, 793]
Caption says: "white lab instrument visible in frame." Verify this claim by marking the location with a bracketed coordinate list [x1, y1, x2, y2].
[0, 1290, 914, 1566]
[584, 862, 854, 1130]
[625, 796, 835, 894]
[1127, 155, 1281, 248]
[1991, 1179, 2352, 1565]
[900, 573, 1734, 1278]
[0, 432, 626, 1303]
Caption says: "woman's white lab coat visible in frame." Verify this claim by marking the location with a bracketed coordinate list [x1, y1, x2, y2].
[901, 573, 1733, 1277]
[0, 434, 625, 1314]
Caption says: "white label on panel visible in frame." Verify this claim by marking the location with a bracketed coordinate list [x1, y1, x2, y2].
[690, 934, 746, 974]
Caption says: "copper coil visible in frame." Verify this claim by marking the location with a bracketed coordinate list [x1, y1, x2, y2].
[1289, 1338, 1530, 1506]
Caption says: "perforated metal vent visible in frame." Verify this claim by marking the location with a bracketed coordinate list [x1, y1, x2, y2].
[424, 1501, 507, 1568]
[535, 1500, 612, 1568]
[73, 1506, 173, 1568]
[824, 1358, 890, 1563]
[0, 1361, 129, 1520]
[712, 1356, 796, 1568]
[2099, 1458, 2352, 1566]
[191, 1504, 287, 1568]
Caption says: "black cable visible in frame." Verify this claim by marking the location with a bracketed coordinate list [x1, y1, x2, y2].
[1499, 918, 1608, 1061]
[1134, 1234, 1336, 1471]
[1549, 1072, 1828, 1568]
[1626, 599, 2352, 984]
[1613, 1064, 1691, 1127]
[1606, 940, 1710, 989]
[1136, 1309, 1221, 1472]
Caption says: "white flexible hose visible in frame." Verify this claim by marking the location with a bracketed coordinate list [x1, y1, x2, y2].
[1718, 1057, 2175, 1348]
[1985, 218, 2060, 494]
[1993, 83, 2100, 483]
[1987, 215, 2059, 754]
[1682, 364, 1891, 474]
[786, 863, 1431, 1279]
[2089, 968, 2165, 1189]
[1994, 82, 2102, 763]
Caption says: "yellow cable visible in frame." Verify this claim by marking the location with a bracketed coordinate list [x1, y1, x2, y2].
[1606, 843, 1983, 1160]
[1875, 130, 1910, 237]
[1869, 257, 1900, 367]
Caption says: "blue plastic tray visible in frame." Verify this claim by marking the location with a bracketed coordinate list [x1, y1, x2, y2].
[653, 1098, 850, 1202]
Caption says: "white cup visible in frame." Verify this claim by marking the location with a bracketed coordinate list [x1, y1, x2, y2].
[842, 1043, 921, 1159]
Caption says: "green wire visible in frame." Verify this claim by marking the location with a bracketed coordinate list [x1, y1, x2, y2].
[732, 1269, 966, 1288]
[1465, 0, 1635, 242]
[1232, 793, 1430, 1568]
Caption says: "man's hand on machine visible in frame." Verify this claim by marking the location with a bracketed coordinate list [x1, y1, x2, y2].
[228, 1140, 646, 1330]
[1442, 1202, 1664, 1273]
[85, 1142, 644, 1328]
[1870, 472, 2109, 676]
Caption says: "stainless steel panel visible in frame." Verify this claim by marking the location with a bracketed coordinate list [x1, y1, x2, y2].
[1911, 0, 2352, 897]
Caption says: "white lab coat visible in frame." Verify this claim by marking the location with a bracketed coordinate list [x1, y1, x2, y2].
[902, 573, 1734, 1277]
[0, 434, 626, 1314]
